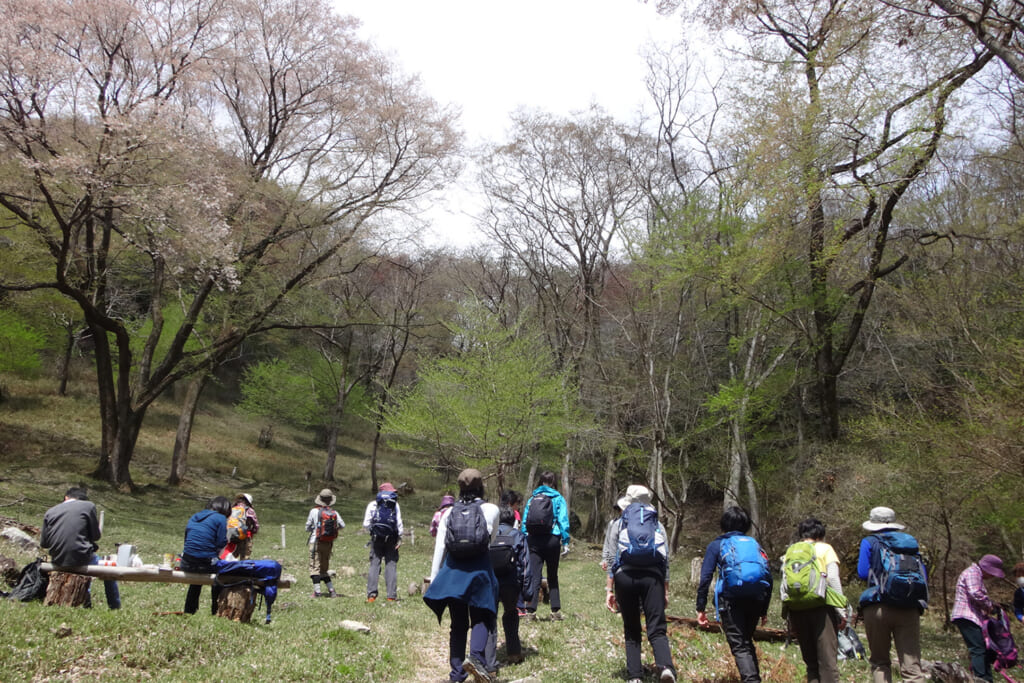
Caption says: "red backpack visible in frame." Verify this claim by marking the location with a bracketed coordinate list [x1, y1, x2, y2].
[316, 507, 338, 541]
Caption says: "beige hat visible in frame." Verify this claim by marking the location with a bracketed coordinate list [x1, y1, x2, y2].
[862, 506, 905, 531]
[625, 484, 651, 505]
[457, 468, 484, 491]
[315, 489, 335, 506]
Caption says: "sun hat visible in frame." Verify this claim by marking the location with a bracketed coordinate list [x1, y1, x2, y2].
[240, 493, 253, 506]
[616, 494, 632, 511]
[457, 469, 484, 491]
[315, 488, 335, 506]
[438, 494, 455, 510]
[862, 506, 905, 531]
[625, 484, 651, 505]
[379, 482, 397, 493]
[979, 554, 1005, 579]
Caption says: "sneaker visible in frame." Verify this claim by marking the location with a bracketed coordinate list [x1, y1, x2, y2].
[549, 610, 564, 621]
[516, 608, 529, 617]
[367, 594, 377, 603]
[386, 597, 397, 602]
[461, 656, 493, 683]
[312, 592, 322, 598]
[328, 590, 338, 598]
[627, 679, 643, 683]
[520, 610, 536, 621]
[660, 668, 677, 683]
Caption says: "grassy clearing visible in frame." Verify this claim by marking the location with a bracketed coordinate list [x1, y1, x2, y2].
[0, 376, 979, 681]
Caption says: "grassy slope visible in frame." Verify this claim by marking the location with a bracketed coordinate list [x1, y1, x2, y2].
[0, 377, 966, 682]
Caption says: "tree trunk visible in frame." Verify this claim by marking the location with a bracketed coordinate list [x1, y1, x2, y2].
[370, 419, 383, 495]
[168, 375, 208, 486]
[44, 572, 91, 607]
[323, 424, 338, 482]
[217, 585, 256, 622]
[57, 326, 80, 397]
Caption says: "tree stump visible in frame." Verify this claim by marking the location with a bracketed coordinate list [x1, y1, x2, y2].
[44, 571, 91, 607]
[216, 584, 256, 622]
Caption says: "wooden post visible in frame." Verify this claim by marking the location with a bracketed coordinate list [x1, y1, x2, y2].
[44, 571, 91, 607]
[217, 585, 256, 622]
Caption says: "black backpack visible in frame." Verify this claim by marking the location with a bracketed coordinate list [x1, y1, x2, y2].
[9, 559, 48, 602]
[445, 500, 490, 560]
[489, 529, 518, 577]
[524, 493, 554, 534]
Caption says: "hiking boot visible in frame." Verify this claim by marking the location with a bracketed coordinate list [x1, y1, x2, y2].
[461, 656, 492, 683]
[660, 667, 677, 682]
[549, 610, 564, 621]
[328, 590, 338, 598]
[367, 594, 377, 603]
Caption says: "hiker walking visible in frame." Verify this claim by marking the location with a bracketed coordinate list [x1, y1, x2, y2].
[39, 487, 120, 609]
[228, 493, 259, 560]
[696, 505, 772, 683]
[856, 506, 928, 683]
[305, 489, 344, 598]
[521, 471, 570, 620]
[423, 468, 500, 683]
[180, 496, 231, 615]
[605, 485, 676, 683]
[484, 504, 534, 672]
[1012, 562, 1024, 623]
[952, 554, 1005, 682]
[499, 489, 523, 528]
[363, 482, 403, 602]
[431, 494, 455, 538]
[780, 517, 847, 683]
[601, 492, 631, 572]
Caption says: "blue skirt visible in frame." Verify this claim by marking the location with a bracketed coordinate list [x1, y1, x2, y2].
[423, 553, 498, 622]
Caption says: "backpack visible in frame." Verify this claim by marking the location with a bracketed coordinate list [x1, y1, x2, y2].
[868, 531, 928, 609]
[717, 534, 771, 600]
[371, 491, 399, 540]
[316, 507, 338, 542]
[781, 541, 827, 610]
[837, 624, 867, 661]
[8, 559, 48, 602]
[985, 605, 1019, 673]
[524, 493, 554, 534]
[227, 505, 250, 542]
[489, 528, 519, 578]
[614, 502, 667, 570]
[445, 500, 490, 560]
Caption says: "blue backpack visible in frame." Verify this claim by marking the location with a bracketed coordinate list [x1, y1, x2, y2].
[717, 534, 771, 601]
[869, 531, 928, 609]
[371, 491, 399, 540]
[614, 503, 666, 570]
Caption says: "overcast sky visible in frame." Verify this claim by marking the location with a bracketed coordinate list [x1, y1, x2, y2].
[336, 0, 684, 247]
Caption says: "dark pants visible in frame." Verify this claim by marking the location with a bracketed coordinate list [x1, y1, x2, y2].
[88, 555, 120, 609]
[367, 536, 399, 599]
[720, 597, 764, 683]
[615, 569, 675, 680]
[485, 580, 523, 669]
[180, 555, 221, 615]
[954, 618, 993, 682]
[788, 606, 840, 683]
[448, 601, 495, 681]
[526, 532, 560, 612]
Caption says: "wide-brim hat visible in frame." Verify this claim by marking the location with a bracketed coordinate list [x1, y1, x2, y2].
[240, 493, 253, 506]
[438, 494, 455, 510]
[379, 482, 397, 493]
[625, 484, 651, 505]
[315, 488, 335, 506]
[862, 506, 905, 531]
[616, 495, 632, 511]
[979, 554, 1005, 579]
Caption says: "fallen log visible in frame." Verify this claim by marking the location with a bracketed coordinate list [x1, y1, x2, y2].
[667, 615, 791, 642]
[38, 563, 294, 589]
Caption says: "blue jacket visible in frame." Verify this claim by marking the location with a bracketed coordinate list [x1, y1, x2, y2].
[522, 485, 570, 545]
[182, 509, 227, 561]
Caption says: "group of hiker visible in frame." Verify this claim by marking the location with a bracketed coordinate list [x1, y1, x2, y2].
[30, 481, 1023, 683]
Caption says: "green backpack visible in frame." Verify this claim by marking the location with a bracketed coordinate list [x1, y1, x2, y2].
[781, 541, 827, 610]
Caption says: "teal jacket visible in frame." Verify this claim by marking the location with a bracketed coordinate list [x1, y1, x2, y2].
[522, 485, 570, 545]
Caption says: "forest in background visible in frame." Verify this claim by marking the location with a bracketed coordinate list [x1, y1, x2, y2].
[0, 0, 1022, 622]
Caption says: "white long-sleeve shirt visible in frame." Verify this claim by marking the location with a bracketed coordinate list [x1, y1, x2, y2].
[429, 499, 500, 580]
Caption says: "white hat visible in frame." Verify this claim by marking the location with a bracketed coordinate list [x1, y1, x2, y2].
[862, 506, 905, 531]
[240, 493, 253, 506]
[616, 495, 632, 511]
[625, 484, 651, 505]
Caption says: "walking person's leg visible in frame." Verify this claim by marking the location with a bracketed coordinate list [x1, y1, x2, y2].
[384, 540, 399, 599]
[525, 537, 543, 613]
[638, 572, 675, 679]
[367, 538, 382, 599]
[862, 603, 894, 683]
[448, 602, 470, 681]
[720, 599, 761, 683]
[614, 570, 645, 681]
[545, 534, 562, 613]
[954, 618, 992, 682]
